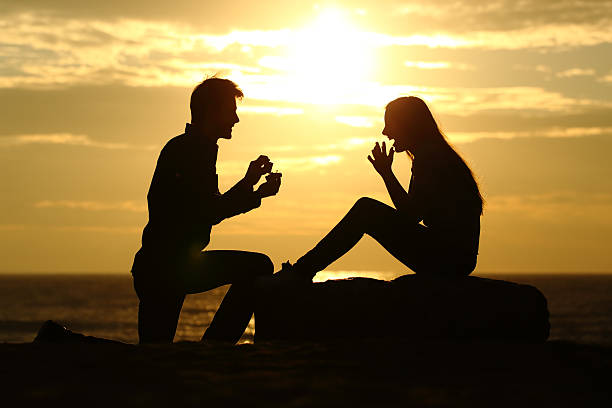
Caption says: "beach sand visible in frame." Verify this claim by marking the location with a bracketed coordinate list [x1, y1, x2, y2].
[2, 340, 611, 407]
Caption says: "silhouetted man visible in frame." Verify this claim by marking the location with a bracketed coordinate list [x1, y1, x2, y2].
[131, 78, 281, 344]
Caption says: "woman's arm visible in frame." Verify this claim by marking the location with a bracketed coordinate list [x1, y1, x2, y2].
[368, 142, 422, 222]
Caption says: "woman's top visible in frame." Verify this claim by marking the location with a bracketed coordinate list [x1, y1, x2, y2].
[407, 145, 481, 264]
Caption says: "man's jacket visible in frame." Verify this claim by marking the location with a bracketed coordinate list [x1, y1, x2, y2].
[133, 124, 261, 272]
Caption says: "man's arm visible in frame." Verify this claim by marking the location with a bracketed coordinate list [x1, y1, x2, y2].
[206, 156, 279, 225]
[207, 177, 261, 225]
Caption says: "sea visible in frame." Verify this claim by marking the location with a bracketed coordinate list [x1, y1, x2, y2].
[1, 271, 611, 345]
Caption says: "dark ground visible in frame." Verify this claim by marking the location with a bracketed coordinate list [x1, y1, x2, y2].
[1, 341, 611, 407]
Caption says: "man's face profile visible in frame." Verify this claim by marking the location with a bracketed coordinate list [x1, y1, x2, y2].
[207, 97, 239, 140]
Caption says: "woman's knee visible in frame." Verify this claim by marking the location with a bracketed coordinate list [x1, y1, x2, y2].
[352, 197, 385, 213]
[351, 197, 396, 231]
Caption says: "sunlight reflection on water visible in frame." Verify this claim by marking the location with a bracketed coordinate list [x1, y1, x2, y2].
[314, 270, 400, 282]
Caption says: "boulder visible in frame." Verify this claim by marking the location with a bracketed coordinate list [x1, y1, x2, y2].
[254, 275, 550, 343]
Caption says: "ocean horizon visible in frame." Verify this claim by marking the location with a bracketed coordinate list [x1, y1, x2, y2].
[1, 271, 611, 345]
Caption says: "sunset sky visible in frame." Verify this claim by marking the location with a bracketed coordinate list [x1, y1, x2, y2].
[1, 0, 611, 274]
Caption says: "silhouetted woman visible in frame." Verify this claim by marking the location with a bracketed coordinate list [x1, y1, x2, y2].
[279, 96, 483, 280]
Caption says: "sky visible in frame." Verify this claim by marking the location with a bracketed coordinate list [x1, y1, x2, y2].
[1, 0, 611, 274]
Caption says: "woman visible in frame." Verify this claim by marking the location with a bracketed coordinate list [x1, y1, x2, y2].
[278, 96, 483, 280]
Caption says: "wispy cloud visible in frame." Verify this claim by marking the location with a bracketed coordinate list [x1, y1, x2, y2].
[2, 10, 611, 91]
[404, 61, 474, 70]
[0, 223, 140, 234]
[450, 127, 612, 143]
[0, 133, 154, 150]
[556, 68, 596, 78]
[600, 71, 612, 83]
[273, 155, 343, 172]
[242, 80, 611, 113]
[0, 224, 26, 231]
[395, 1, 612, 32]
[214, 193, 360, 236]
[238, 105, 304, 116]
[486, 192, 612, 224]
[264, 137, 380, 154]
[217, 154, 343, 175]
[54, 225, 142, 234]
[34, 200, 146, 212]
[335, 116, 377, 128]
[372, 25, 612, 50]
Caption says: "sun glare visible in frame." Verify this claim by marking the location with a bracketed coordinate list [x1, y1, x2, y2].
[259, 8, 376, 106]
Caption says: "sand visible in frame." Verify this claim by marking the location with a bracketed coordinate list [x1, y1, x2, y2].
[2, 340, 611, 407]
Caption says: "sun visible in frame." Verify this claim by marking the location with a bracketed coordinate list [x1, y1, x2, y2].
[265, 8, 376, 106]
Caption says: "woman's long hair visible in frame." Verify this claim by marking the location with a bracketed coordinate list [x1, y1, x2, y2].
[386, 96, 484, 215]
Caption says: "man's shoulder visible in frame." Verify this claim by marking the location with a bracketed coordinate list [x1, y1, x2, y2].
[162, 133, 189, 152]
[158, 132, 193, 161]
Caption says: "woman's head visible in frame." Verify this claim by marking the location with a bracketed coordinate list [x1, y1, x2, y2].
[384, 96, 484, 214]
[383, 96, 444, 155]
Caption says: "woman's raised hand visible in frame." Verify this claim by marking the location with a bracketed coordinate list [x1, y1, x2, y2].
[368, 141, 394, 176]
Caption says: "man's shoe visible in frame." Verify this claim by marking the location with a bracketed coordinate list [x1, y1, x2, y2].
[33, 320, 87, 343]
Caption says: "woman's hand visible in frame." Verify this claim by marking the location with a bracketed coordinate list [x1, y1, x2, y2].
[368, 141, 394, 177]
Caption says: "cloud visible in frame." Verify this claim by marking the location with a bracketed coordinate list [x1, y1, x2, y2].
[241, 79, 611, 113]
[4, 1, 611, 34]
[238, 105, 304, 116]
[335, 116, 376, 128]
[404, 61, 474, 70]
[486, 192, 612, 224]
[600, 71, 612, 83]
[449, 126, 612, 143]
[53, 225, 142, 234]
[217, 154, 343, 175]
[0, 133, 154, 149]
[34, 200, 147, 212]
[0, 13, 277, 89]
[2, 8, 612, 91]
[273, 155, 343, 172]
[213, 193, 359, 236]
[395, 0, 612, 33]
[0, 223, 140, 234]
[265, 125, 612, 154]
[0, 224, 26, 231]
[264, 137, 381, 154]
[556, 68, 596, 78]
[381, 24, 612, 50]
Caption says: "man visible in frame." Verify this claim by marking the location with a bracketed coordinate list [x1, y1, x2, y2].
[131, 77, 281, 344]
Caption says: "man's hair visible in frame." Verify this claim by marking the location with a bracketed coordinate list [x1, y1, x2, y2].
[190, 77, 243, 118]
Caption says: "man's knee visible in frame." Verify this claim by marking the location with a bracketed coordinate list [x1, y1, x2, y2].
[251, 252, 274, 275]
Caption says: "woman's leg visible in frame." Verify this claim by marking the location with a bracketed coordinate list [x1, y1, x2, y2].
[180, 250, 274, 343]
[294, 197, 430, 278]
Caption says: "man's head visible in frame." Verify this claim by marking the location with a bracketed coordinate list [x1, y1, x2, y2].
[190, 77, 243, 140]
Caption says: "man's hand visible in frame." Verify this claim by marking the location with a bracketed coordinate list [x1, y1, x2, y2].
[368, 141, 394, 177]
[256, 172, 281, 198]
[244, 155, 273, 186]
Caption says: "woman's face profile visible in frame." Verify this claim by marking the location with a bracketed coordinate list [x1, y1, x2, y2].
[382, 107, 411, 153]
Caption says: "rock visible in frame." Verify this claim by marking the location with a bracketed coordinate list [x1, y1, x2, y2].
[254, 275, 550, 343]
